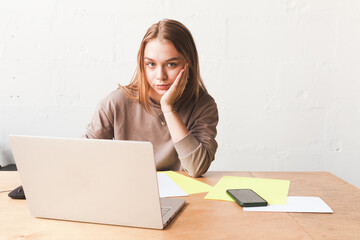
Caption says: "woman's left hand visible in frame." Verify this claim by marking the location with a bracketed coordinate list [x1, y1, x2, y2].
[160, 63, 189, 112]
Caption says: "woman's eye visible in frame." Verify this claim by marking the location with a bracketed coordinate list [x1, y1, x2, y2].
[167, 62, 177, 67]
[147, 62, 155, 67]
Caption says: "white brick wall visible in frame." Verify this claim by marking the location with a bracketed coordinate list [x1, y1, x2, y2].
[1, 0, 360, 188]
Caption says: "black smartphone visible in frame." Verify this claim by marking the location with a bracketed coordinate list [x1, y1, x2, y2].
[226, 189, 268, 207]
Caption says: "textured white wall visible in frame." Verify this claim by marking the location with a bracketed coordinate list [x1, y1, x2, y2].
[1, 1, 360, 188]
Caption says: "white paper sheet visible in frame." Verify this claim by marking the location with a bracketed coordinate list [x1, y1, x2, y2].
[157, 172, 188, 198]
[243, 196, 333, 213]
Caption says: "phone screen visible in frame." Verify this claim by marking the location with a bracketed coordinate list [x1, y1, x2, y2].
[226, 189, 268, 207]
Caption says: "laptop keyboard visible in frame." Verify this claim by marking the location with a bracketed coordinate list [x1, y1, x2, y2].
[161, 207, 171, 217]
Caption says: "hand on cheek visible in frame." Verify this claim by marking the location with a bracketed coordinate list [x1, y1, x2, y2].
[160, 63, 189, 112]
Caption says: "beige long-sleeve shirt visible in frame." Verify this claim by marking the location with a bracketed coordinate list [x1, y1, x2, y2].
[83, 88, 218, 177]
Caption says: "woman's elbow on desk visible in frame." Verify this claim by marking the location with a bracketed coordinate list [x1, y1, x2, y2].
[183, 163, 210, 178]
[181, 153, 213, 178]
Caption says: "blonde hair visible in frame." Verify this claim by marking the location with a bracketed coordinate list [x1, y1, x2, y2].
[120, 19, 206, 113]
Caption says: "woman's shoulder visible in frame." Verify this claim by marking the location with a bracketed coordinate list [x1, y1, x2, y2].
[179, 88, 217, 115]
[197, 88, 216, 106]
[99, 88, 137, 108]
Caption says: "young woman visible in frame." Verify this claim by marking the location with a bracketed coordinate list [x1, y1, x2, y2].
[83, 19, 218, 177]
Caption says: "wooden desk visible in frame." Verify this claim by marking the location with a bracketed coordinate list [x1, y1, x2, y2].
[1, 171, 359, 240]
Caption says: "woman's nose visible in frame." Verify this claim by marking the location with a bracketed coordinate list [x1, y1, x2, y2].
[156, 67, 167, 80]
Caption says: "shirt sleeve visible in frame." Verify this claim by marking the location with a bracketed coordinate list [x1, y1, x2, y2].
[173, 98, 219, 177]
[82, 98, 115, 140]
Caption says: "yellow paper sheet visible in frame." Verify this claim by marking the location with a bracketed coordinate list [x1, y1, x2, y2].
[204, 176, 290, 205]
[163, 171, 213, 194]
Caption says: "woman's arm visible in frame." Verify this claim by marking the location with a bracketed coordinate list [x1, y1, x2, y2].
[82, 97, 115, 139]
[172, 99, 218, 177]
[161, 66, 218, 177]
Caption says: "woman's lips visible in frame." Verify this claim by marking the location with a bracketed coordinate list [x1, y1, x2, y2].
[155, 84, 170, 90]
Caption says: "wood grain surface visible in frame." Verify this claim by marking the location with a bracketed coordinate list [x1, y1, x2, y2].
[0, 171, 359, 240]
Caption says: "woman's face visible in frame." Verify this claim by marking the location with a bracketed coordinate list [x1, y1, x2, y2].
[144, 38, 185, 103]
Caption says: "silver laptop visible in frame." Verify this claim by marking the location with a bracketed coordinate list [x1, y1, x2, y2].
[9, 135, 185, 229]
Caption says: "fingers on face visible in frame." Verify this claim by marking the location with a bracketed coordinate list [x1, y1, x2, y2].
[182, 63, 189, 82]
[174, 63, 189, 92]
[173, 69, 184, 87]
